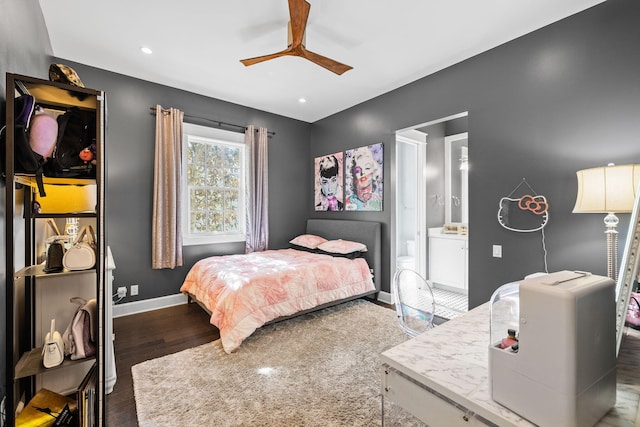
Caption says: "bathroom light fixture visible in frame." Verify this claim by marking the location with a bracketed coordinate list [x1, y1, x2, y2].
[140, 46, 153, 55]
[573, 163, 640, 280]
[298, 98, 307, 104]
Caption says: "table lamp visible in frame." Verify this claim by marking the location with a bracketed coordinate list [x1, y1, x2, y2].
[573, 163, 640, 280]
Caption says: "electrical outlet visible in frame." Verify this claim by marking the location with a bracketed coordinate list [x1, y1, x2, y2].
[131, 284, 139, 296]
[116, 286, 127, 298]
[493, 245, 502, 258]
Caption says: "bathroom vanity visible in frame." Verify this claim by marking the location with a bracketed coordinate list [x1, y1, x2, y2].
[429, 227, 468, 293]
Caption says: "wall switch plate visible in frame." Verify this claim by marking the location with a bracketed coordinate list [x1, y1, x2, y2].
[131, 284, 139, 296]
[493, 245, 502, 258]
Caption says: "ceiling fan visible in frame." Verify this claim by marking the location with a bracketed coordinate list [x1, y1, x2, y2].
[240, 0, 353, 75]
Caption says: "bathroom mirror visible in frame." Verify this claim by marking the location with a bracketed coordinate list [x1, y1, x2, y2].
[445, 133, 468, 224]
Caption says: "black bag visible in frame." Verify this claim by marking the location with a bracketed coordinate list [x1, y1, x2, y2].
[0, 95, 48, 196]
[44, 107, 96, 178]
[44, 240, 65, 273]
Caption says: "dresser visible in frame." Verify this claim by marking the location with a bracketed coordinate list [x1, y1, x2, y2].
[381, 302, 640, 426]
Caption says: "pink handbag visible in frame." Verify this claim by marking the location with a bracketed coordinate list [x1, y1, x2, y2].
[28, 113, 58, 158]
[625, 292, 640, 329]
[62, 297, 96, 360]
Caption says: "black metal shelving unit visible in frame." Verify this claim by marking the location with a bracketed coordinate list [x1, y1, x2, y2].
[4, 73, 106, 426]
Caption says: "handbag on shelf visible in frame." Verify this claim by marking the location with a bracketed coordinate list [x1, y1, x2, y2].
[62, 225, 97, 270]
[42, 318, 64, 368]
[62, 297, 96, 360]
[625, 292, 640, 329]
[42, 219, 70, 269]
[0, 95, 48, 196]
[28, 111, 58, 159]
[62, 225, 96, 270]
[44, 106, 96, 178]
[43, 239, 65, 273]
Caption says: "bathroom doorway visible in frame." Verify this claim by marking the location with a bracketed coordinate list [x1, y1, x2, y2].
[394, 112, 469, 319]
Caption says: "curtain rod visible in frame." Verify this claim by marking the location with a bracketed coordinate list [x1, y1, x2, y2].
[149, 107, 275, 137]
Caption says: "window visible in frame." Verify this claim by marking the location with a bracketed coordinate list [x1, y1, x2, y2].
[182, 123, 246, 245]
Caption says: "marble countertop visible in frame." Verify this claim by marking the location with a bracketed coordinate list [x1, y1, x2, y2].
[428, 227, 468, 240]
[381, 303, 640, 426]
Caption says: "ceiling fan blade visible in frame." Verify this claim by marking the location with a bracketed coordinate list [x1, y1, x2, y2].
[240, 48, 294, 67]
[288, 0, 310, 48]
[241, 0, 353, 75]
[301, 48, 353, 75]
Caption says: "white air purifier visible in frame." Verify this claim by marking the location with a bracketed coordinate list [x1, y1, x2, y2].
[488, 271, 616, 427]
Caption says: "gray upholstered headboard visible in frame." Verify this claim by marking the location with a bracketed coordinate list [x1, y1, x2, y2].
[305, 219, 381, 293]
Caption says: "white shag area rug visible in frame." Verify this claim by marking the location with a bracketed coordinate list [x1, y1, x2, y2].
[132, 299, 426, 426]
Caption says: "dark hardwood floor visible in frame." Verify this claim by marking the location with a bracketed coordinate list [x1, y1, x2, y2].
[105, 298, 395, 426]
[106, 302, 220, 426]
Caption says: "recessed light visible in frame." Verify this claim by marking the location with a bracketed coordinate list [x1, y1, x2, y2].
[140, 46, 153, 55]
[298, 98, 307, 104]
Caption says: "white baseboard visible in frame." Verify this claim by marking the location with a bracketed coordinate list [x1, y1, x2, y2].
[113, 291, 393, 318]
[112, 293, 187, 318]
[377, 290, 393, 305]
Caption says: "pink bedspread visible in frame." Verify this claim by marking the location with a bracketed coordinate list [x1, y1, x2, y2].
[180, 249, 375, 353]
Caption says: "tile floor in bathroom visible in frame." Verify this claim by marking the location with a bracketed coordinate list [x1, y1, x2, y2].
[432, 287, 468, 320]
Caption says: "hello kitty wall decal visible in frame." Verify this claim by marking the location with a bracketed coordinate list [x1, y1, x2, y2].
[497, 178, 549, 233]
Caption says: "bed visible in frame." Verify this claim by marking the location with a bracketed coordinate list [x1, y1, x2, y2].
[180, 219, 381, 353]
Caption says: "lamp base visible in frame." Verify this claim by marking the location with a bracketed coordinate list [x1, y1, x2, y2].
[605, 212, 619, 281]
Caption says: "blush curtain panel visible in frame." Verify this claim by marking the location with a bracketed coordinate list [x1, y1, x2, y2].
[152, 105, 184, 269]
[245, 125, 269, 253]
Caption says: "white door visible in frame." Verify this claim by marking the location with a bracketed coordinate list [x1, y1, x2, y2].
[395, 132, 428, 278]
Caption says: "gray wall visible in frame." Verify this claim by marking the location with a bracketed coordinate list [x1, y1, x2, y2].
[1, 0, 311, 398]
[310, 0, 640, 308]
[3, 0, 640, 397]
[1, 0, 53, 404]
[61, 61, 311, 302]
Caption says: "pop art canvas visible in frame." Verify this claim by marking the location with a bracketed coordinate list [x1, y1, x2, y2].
[314, 152, 344, 211]
[345, 143, 383, 211]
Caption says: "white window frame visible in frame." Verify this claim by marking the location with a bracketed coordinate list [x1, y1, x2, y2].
[181, 123, 247, 246]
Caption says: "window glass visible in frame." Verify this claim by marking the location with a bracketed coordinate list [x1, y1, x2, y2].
[182, 123, 246, 245]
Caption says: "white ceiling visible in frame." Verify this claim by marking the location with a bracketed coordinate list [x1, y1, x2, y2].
[38, 0, 604, 123]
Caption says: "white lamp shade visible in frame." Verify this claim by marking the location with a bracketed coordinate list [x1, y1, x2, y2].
[573, 164, 640, 213]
